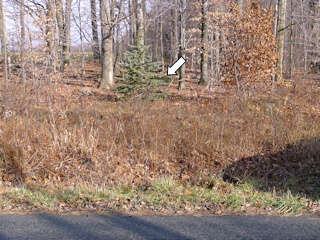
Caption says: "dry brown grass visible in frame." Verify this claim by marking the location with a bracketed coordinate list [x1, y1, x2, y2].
[0, 75, 319, 203]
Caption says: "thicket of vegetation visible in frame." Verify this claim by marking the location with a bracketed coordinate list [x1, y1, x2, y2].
[0, 76, 319, 214]
[0, 0, 319, 214]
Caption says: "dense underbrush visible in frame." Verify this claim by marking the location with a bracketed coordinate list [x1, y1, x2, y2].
[0, 78, 319, 213]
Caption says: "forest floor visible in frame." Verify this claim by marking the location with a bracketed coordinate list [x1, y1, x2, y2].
[0, 62, 319, 216]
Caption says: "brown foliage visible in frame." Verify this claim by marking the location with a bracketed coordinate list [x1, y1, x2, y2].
[220, 1, 278, 89]
[0, 75, 319, 192]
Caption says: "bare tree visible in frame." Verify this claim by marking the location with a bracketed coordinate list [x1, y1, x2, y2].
[159, 3, 165, 71]
[45, 0, 56, 72]
[178, 0, 187, 90]
[213, 7, 221, 85]
[55, 0, 65, 71]
[237, 0, 245, 13]
[276, 0, 287, 81]
[199, 0, 208, 84]
[2, 0, 317, 92]
[129, 0, 136, 45]
[74, 0, 86, 76]
[20, 0, 26, 86]
[0, 0, 8, 88]
[65, 0, 72, 66]
[114, 0, 124, 74]
[288, 0, 295, 78]
[91, 0, 100, 60]
[136, 0, 145, 46]
[55, 0, 72, 72]
[100, 0, 114, 88]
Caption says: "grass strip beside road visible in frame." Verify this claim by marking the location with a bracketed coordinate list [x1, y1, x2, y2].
[0, 177, 314, 215]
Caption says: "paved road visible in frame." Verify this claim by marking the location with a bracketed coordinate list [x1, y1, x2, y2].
[0, 214, 319, 239]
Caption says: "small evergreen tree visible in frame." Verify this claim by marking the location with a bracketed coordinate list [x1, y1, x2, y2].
[116, 43, 169, 97]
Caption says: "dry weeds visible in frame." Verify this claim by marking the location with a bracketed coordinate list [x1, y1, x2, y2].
[0, 72, 319, 214]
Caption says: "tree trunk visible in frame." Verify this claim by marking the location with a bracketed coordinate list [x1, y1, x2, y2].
[136, 0, 145, 46]
[27, 25, 36, 85]
[174, 0, 179, 61]
[129, 0, 136, 45]
[215, 28, 220, 83]
[114, 0, 124, 74]
[237, 0, 245, 13]
[159, 10, 165, 72]
[155, 12, 159, 61]
[276, 0, 287, 81]
[55, 0, 71, 72]
[199, 0, 208, 84]
[45, 0, 55, 73]
[91, 0, 100, 60]
[289, 0, 294, 78]
[169, 0, 179, 62]
[76, 0, 85, 77]
[0, 0, 4, 57]
[301, 2, 307, 75]
[0, 0, 8, 88]
[178, 0, 186, 90]
[100, 0, 114, 89]
[64, 0, 72, 66]
[20, 0, 26, 86]
[55, 0, 65, 72]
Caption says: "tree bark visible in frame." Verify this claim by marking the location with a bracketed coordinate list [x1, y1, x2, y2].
[237, 0, 245, 13]
[178, 0, 186, 90]
[214, 28, 220, 83]
[91, 0, 100, 60]
[55, 0, 71, 72]
[169, 0, 179, 62]
[100, 0, 114, 89]
[45, 0, 55, 72]
[275, 0, 287, 81]
[136, 0, 145, 46]
[199, 0, 208, 84]
[129, 0, 136, 45]
[0, 0, 8, 88]
[289, 0, 294, 78]
[20, 0, 26, 86]
[0, 0, 3, 57]
[114, 0, 124, 74]
[159, 9, 164, 72]
[64, 0, 72, 66]
[76, 0, 85, 77]
[55, 0, 65, 72]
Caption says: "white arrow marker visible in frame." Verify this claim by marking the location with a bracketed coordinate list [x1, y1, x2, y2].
[167, 57, 186, 76]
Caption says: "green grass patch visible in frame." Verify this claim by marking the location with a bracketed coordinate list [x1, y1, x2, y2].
[0, 178, 312, 215]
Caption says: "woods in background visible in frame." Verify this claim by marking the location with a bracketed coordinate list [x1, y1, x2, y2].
[0, 0, 319, 92]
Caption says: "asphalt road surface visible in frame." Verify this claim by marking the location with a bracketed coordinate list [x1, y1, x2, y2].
[0, 214, 319, 239]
